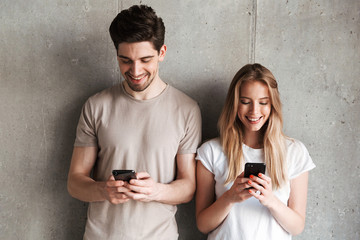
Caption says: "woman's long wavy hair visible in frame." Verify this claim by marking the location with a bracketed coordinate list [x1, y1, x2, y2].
[218, 63, 287, 189]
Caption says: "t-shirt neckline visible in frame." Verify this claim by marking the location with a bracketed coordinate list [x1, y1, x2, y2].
[242, 143, 264, 152]
[119, 82, 169, 103]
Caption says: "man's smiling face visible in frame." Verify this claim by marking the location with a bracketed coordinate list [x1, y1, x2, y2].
[117, 41, 166, 93]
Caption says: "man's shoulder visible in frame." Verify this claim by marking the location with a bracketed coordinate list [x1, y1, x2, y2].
[86, 84, 121, 106]
[167, 85, 198, 107]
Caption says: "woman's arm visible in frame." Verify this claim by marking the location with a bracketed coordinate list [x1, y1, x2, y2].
[195, 161, 252, 234]
[248, 171, 309, 235]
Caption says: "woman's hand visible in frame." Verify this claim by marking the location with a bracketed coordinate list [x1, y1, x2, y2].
[224, 172, 252, 203]
[196, 163, 252, 234]
[248, 172, 310, 235]
[247, 173, 276, 207]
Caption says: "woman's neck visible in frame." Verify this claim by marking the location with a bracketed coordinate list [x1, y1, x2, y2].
[243, 130, 264, 149]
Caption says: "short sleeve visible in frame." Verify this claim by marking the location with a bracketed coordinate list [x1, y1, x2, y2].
[196, 140, 215, 174]
[287, 139, 316, 179]
[177, 104, 202, 154]
[74, 99, 98, 147]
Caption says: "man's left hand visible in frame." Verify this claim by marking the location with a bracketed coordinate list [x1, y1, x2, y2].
[124, 172, 162, 202]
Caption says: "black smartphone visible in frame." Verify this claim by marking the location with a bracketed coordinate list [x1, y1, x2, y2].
[244, 163, 266, 178]
[112, 170, 137, 182]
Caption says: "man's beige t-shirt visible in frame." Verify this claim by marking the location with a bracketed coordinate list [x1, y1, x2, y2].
[74, 83, 202, 240]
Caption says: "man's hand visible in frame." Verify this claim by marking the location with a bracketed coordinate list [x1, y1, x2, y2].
[124, 172, 162, 202]
[104, 175, 132, 204]
[122, 153, 196, 204]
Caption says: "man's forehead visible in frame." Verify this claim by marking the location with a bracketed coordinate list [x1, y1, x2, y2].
[117, 41, 157, 55]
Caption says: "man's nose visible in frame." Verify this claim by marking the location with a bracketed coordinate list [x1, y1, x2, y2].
[130, 61, 142, 76]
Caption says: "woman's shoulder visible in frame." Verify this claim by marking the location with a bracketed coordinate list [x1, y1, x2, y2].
[197, 137, 226, 160]
[198, 138, 222, 151]
[285, 137, 309, 154]
[196, 138, 228, 174]
[285, 137, 315, 179]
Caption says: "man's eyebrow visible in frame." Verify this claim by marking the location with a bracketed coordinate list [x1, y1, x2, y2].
[117, 55, 130, 59]
[117, 55, 155, 59]
[141, 55, 155, 59]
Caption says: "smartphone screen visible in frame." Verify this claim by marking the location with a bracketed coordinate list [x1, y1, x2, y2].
[244, 163, 266, 178]
[112, 170, 136, 182]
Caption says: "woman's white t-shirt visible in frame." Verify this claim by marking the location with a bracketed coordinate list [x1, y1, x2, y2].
[196, 138, 315, 240]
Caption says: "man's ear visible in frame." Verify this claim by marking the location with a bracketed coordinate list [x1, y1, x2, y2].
[158, 45, 167, 61]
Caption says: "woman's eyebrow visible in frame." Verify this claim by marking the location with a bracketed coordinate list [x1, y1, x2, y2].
[240, 96, 269, 99]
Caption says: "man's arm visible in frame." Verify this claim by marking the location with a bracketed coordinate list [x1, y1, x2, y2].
[125, 153, 196, 205]
[67, 146, 130, 204]
[67, 146, 106, 202]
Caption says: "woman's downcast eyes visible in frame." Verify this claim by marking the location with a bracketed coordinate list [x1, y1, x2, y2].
[240, 101, 269, 105]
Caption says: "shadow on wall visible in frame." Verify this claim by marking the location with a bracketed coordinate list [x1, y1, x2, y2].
[176, 79, 228, 240]
[193, 79, 228, 142]
[176, 199, 207, 240]
[43, 31, 117, 239]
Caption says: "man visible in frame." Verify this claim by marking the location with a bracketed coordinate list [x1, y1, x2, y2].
[67, 5, 202, 240]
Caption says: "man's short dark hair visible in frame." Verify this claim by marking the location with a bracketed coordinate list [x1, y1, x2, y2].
[109, 5, 165, 53]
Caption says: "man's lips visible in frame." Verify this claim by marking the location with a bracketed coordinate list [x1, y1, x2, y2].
[126, 73, 147, 83]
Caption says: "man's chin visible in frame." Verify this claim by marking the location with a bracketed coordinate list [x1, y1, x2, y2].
[127, 81, 151, 92]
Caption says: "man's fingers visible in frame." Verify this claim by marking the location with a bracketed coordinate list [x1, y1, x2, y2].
[135, 171, 151, 179]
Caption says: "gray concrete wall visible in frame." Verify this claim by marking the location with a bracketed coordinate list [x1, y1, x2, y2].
[0, 0, 359, 239]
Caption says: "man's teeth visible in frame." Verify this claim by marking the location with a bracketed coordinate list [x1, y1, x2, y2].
[131, 75, 145, 80]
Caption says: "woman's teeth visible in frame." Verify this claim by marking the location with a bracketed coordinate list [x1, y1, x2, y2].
[248, 117, 261, 122]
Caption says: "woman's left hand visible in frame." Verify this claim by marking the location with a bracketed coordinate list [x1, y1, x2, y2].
[247, 173, 276, 207]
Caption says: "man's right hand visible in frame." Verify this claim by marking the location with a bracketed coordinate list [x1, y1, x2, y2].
[104, 175, 132, 204]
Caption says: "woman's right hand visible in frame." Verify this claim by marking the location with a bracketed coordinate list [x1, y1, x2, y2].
[223, 172, 252, 203]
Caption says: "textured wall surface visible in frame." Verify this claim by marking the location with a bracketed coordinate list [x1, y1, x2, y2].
[0, 0, 359, 239]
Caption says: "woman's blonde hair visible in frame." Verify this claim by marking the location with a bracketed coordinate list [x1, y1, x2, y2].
[218, 63, 287, 189]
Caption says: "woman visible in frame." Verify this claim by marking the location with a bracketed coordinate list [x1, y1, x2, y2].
[196, 63, 315, 239]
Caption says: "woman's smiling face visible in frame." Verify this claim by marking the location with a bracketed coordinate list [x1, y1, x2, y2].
[237, 80, 272, 136]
